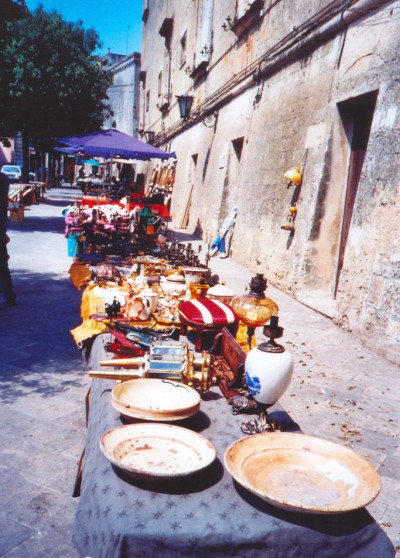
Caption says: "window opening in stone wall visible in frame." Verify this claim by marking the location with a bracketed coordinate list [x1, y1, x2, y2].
[334, 90, 378, 297]
[142, 0, 149, 23]
[232, 137, 244, 161]
[159, 18, 173, 113]
[180, 30, 187, 68]
[158, 71, 163, 97]
[146, 90, 150, 112]
[192, 0, 212, 79]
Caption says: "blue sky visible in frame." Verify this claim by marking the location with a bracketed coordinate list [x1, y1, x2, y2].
[25, 0, 143, 56]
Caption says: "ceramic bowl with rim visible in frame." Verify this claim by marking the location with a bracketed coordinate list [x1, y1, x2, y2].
[224, 432, 381, 514]
[181, 266, 210, 285]
[100, 422, 217, 480]
[111, 378, 201, 421]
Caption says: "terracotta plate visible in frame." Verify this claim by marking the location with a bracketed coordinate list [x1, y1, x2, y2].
[111, 378, 201, 421]
[224, 432, 381, 513]
[100, 423, 216, 480]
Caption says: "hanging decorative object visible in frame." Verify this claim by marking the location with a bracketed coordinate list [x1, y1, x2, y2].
[284, 166, 302, 187]
[281, 205, 297, 232]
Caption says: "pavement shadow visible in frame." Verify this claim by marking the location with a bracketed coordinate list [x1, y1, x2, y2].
[0, 268, 87, 403]
[8, 215, 66, 234]
[41, 198, 76, 207]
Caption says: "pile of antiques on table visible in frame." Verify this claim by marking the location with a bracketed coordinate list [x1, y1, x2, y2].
[67, 204, 392, 558]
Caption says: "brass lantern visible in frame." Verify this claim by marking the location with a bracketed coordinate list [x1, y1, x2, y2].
[231, 273, 278, 349]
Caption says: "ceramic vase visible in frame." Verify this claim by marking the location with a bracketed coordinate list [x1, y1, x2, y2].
[245, 346, 293, 406]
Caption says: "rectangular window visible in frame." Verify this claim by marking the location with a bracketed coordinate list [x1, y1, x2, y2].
[142, 0, 149, 23]
[180, 30, 187, 68]
[158, 71, 163, 97]
[194, 0, 213, 68]
[146, 90, 150, 112]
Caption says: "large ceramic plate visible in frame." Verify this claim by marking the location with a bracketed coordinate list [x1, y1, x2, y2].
[111, 378, 201, 421]
[224, 432, 381, 514]
[100, 423, 216, 480]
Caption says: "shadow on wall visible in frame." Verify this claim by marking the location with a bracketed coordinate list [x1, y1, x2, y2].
[194, 218, 204, 239]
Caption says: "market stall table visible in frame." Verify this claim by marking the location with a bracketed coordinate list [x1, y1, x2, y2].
[81, 194, 171, 218]
[72, 334, 394, 558]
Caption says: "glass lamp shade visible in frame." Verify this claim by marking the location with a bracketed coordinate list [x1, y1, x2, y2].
[231, 293, 279, 328]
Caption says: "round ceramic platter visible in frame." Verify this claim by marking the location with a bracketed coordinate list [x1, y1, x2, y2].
[224, 432, 381, 514]
[100, 422, 216, 480]
[111, 378, 201, 421]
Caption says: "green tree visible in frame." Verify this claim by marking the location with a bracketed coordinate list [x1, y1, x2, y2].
[0, 0, 27, 143]
[0, 3, 112, 181]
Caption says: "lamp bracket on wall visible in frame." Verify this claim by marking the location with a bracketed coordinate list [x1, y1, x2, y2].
[200, 44, 210, 56]
[222, 15, 233, 31]
[203, 111, 218, 129]
[253, 64, 262, 84]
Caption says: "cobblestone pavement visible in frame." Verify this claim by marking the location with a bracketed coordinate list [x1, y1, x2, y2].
[1, 187, 399, 557]
[1, 187, 86, 558]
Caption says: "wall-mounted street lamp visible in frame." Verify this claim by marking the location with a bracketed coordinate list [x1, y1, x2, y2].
[176, 94, 194, 120]
[145, 130, 155, 145]
[176, 94, 218, 130]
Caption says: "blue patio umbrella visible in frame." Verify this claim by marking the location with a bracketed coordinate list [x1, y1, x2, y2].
[55, 128, 176, 160]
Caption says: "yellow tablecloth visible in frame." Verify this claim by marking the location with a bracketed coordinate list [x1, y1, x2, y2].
[70, 284, 108, 345]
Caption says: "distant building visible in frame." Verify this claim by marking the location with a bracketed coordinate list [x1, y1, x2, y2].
[140, 0, 400, 364]
[103, 51, 141, 137]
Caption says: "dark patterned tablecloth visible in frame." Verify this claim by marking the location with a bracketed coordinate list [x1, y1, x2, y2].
[73, 335, 395, 558]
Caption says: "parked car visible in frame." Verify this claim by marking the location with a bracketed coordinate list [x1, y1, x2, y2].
[1, 164, 22, 183]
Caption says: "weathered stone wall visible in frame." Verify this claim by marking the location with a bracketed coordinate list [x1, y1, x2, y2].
[105, 52, 141, 136]
[141, 0, 400, 364]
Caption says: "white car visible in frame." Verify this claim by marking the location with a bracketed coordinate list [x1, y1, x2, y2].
[1, 165, 22, 183]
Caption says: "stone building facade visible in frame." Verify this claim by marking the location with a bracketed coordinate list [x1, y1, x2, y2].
[140, 0, 400, 364]
[103, 51, 141, 136]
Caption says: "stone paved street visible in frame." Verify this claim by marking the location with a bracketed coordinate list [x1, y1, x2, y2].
[0, 187, 399, 557]
[1, 187, 87, 558]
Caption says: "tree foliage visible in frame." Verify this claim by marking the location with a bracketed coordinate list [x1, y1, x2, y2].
[0, 1, 113, 176]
